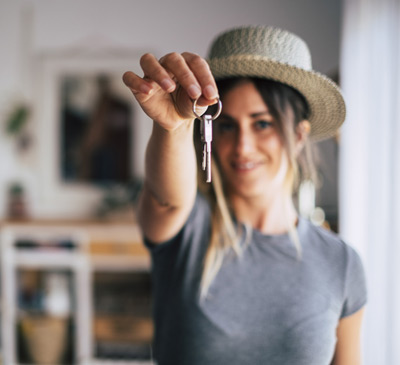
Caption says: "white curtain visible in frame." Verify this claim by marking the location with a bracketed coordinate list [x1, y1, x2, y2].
[339, 0, 400, 364]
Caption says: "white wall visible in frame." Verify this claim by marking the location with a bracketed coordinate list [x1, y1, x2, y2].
[0, 0, 342, 219]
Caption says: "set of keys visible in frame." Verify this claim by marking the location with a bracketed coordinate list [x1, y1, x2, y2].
[193, 98, 222, 183]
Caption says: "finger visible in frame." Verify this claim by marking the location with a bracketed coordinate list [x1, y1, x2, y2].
[140, 53, 177, 94]
[160, 52, 203, 100]
[122, 71, 154, 95]
[182, 52, 219, 101]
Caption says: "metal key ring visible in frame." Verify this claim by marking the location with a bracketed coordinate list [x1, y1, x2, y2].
[192, 98, 222, 120]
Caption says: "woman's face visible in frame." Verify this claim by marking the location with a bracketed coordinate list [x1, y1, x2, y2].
[213, 81, 288, 200]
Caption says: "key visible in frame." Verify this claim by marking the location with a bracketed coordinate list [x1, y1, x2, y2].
[193, 98, 222, 183]
[202, 143, 207, 171]
[201, 114, 213, 182]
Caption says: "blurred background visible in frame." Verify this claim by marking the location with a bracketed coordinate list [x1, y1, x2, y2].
[0, 0, 398, 364]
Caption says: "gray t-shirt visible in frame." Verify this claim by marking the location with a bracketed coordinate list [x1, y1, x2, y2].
[145, 193, 367, 365]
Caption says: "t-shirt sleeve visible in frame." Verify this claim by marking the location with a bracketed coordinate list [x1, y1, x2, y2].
[340, 244, 368, 318]
[143, 191, 210, 254]
[141, 192, 211, 302]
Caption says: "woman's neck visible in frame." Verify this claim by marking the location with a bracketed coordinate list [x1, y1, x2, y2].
[230, 192, 298, 235]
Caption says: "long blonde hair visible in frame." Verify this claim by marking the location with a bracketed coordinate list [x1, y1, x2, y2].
[196, 78, 317, 299]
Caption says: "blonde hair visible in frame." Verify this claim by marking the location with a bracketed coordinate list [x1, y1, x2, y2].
[196, 78, 317, 300]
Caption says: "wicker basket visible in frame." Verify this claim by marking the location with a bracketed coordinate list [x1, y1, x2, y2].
[20, 316, 68, 364]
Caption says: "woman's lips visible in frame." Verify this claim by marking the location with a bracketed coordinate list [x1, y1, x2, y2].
[231, 161, 260, 172]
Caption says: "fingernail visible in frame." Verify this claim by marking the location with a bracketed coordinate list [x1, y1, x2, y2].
[139, 83, 152, 94]
[188, 84, 201, 99]
[204, 85, 218, 100]
[160, 78, 175, 92]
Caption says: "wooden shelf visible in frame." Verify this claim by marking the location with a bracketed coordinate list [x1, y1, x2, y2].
[0, 221, 152, 365]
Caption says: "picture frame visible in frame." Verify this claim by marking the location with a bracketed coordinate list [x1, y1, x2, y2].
[32, 44, 152, 219]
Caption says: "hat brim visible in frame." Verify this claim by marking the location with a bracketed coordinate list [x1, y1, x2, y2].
[208, 55, 346, 141]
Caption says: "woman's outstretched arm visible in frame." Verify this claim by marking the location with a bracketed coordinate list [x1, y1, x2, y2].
[123, 52, 218, 243]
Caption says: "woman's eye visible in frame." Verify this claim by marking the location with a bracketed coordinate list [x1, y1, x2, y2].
[255, 120, 273, 130]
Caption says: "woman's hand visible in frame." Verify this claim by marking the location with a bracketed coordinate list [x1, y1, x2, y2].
[123, 52, 219, 131]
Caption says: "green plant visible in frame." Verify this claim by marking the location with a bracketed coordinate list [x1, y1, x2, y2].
[8, 182, 25, 197]
[5, 104, 30, 136]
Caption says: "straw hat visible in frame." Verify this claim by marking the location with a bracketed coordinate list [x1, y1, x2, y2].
[207, 25, 345, 141]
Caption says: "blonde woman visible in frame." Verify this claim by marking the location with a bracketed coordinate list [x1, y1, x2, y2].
[123, 26, 367, 365]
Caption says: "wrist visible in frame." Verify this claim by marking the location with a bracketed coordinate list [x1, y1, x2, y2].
[153, 117, 195, 135]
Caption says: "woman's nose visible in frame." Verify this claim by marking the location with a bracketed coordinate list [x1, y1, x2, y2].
[235, 128, 255, 155]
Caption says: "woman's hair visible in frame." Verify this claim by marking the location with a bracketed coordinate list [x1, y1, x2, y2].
[196, 77, 317, 299]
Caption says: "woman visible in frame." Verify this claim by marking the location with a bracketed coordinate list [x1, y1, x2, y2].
[123, 26, 367, 365]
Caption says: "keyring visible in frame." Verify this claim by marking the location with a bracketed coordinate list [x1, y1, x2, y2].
[192, 98, 222, 120]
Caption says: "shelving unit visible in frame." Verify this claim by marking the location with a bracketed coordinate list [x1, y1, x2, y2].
[0, 221, 153, 365]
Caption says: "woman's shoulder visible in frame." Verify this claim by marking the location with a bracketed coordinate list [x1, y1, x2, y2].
[298, 217, 362, 262]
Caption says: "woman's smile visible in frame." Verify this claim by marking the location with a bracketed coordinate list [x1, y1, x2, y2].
[231, 159, 263, 173]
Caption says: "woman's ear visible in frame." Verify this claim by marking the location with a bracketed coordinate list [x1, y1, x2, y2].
[295, 120, 311, 154]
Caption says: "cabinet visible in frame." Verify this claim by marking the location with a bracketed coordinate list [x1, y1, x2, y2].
[0, 221, 153, 365]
